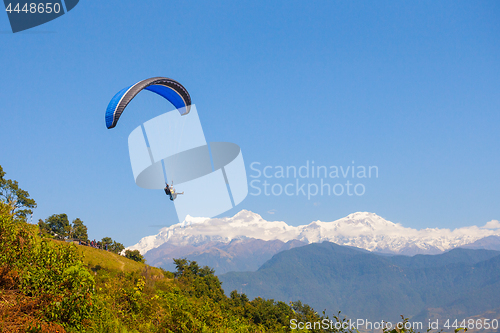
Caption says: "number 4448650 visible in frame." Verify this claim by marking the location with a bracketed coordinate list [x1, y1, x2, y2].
[5, 3, 62, 14]
[444, 318, 499, 330]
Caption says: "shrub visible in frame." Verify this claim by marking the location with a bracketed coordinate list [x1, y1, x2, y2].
[0, 212, 96, 331]
[125, 249, 145, 263]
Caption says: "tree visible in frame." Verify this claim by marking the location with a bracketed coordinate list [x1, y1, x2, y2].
[38, 218, 53, 238]
[45, 214, 71, 240]
[173, 258, 225, 301]
[110, 241, 125, 254]
[101, 237, 113, 247]
[0, 165, 36, 220]
[38, 215, 88, 240]
[71, 218, 88, 240]
[173, 258, 215, 278]
[230, 290, 249, 307]
[125, 249, 145, 263]
[100, 237, 124, 254]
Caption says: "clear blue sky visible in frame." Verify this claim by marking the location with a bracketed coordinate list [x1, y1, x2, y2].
[1, 1, 499, 246]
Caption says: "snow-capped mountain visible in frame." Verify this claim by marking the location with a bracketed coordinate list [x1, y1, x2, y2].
[128, 210, 500, 256]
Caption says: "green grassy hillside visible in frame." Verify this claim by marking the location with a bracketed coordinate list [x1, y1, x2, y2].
[54, 240, 153, 273]
[1, 209, 335, 333]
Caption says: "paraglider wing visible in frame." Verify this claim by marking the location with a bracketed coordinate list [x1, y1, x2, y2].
[105, 77, 191, 129]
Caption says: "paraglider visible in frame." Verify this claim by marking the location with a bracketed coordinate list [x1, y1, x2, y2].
[105, 77, 191, 129]
[105, 76, 248, 221]
[164, 182, 184, 201]
[106, 77, 191, 202]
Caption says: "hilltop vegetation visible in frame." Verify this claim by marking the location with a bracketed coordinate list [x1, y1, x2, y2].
[0, 165, 334, 332]
[1, 210, 338, 332]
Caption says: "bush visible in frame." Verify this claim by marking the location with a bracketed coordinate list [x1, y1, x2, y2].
[0, 212, 96, 332]
[125, 249, 145, 263]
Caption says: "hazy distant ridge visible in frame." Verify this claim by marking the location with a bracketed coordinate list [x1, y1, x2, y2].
[219, 242, 500, 323]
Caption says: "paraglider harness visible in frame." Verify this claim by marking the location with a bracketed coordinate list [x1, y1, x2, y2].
[165, 181, 184, 201]
[164, 183, 173, 201]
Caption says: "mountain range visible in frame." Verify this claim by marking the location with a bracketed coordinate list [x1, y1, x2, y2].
[145, 238, 307, 273]
[127, 210, 500, 274]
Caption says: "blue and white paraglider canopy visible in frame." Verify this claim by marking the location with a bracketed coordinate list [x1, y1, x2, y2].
[105, 77, 191, 129]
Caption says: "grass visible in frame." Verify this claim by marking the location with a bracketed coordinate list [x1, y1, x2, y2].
[78, 245, 143, 272]
[52, 240, 167, 276]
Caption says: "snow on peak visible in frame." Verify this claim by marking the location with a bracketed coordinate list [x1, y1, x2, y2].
[232, 209, 264, 221]
[126, 210, 500, 255]
[180, 215, 210, 227]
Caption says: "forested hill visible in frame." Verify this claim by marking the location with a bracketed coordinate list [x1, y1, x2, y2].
[220, 241, 500, 324]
